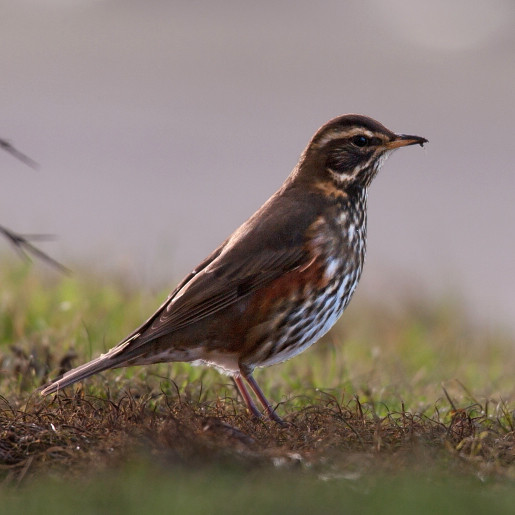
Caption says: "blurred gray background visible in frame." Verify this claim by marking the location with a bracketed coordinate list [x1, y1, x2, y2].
[1, 1, 514, 331]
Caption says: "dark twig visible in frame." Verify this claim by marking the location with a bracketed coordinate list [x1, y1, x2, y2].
[1, 138, 69, 273]
[0, 225, 70, 274]
[0, 138, 39, 169]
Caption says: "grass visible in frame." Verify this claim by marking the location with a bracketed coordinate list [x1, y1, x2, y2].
[1, 259, 515, 512]
[7, 463, 515, 515]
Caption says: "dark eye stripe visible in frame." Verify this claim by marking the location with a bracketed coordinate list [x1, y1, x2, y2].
[350, 135, 384, 148]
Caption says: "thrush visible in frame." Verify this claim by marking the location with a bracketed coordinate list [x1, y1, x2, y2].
[39, 114, 427, 423]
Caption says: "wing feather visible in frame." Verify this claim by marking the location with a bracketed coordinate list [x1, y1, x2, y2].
[139, 246, 306, 341]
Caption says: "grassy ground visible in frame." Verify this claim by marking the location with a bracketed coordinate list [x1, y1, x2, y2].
[1, 260, 515, 512]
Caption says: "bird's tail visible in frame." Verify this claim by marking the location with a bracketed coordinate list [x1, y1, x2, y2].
[38, 351, 124, 396]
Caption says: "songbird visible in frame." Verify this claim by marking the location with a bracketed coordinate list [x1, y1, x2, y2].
[40, 114, 427, 423]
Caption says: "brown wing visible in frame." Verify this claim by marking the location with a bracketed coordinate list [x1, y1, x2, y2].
[110, 186, 319, 356]
[140, 246, 305, 338]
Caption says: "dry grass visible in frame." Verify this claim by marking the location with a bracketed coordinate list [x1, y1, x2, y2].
[2, 381, 515, 487]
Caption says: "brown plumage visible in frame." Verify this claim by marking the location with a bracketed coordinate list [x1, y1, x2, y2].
[39, 114, 427, 423]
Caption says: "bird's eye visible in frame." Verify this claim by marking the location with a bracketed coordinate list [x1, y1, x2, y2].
[351, 135, 369, 147]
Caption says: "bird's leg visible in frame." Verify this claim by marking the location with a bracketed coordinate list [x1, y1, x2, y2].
[233, 375, 262, 419]
[241, 371, 285, 426]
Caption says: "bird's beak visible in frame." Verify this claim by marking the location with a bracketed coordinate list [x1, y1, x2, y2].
[386, 134, 428, 149]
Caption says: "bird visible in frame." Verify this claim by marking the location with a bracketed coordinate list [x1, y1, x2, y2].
[39, 114, 427, 423]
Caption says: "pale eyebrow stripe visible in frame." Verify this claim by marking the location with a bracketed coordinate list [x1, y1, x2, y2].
[315, 127, 381, 147]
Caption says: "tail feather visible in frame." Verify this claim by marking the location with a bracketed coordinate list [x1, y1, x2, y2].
[39, 353, 123, 395]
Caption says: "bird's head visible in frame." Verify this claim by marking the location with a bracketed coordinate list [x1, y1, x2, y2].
[296, 114, 427, 191]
